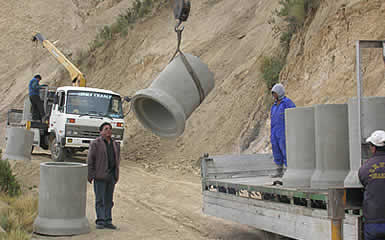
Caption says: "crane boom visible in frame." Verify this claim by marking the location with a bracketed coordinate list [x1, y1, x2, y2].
[32, 33, 86, 87]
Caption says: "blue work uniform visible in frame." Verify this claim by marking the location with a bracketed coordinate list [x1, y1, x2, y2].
[270, 96, 295, 166]
[29, 77, 40, 96]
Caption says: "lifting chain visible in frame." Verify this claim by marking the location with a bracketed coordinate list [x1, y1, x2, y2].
[169, 0, 205, 103]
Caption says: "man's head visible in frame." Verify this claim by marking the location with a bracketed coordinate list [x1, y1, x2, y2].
[34, 74, 42, 81]
[271, 83, 285, 101]
[366, 130, 385, 153]
[100, 122, 112, 139]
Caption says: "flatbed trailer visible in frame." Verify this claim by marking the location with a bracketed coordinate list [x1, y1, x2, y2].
[201, 154, 364, 240]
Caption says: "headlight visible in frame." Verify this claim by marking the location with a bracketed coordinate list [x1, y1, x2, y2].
[112, 135, 122, 140]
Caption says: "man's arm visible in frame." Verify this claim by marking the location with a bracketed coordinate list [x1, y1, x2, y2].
[87, 142, 97, 183]
[31, 79, 40, 91]
[358, 163, 368, 186]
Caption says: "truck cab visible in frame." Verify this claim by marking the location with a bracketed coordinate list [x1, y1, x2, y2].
[48, 86, 125, 161]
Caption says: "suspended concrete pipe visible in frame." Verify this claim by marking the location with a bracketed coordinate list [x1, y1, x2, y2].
[311, 104, 350, 188]
[282, 106, 316, 188]
[33, 162, 90, 236]
[131, 53, 214, 138]
[2, 127, 34, 161]
[344, 97, 385, 188]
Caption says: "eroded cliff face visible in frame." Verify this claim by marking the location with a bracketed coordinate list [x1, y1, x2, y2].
[1, 0, 384, 172]
[246, 0, 385, 155]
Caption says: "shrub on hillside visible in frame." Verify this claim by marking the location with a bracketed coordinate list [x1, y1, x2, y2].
[260, 56, 285, 89]
[89, 0, 156, 51]
[273, 0, 320, 53]
[0, 161, 20, 197]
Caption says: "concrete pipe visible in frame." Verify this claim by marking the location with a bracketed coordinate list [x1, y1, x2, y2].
[344, 97, 385, 188]
[33, 162, 89, 236]
[282, 107, 316, 188]
[2, 127, 34, 161]
[132, 53, 214, 138]
[311, 104, 350, 189]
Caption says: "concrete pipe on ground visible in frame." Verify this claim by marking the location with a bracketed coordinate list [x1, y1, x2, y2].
[33, 162, 89, 236]
[132, 53, 214, 138]
[282, 107, 316, 188]
[311, 104, 350, 189]
[344, 97, 385, 188]
[2, 127, 34, 161]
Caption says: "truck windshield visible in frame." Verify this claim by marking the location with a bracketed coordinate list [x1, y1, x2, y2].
[66, 91, 123, 118]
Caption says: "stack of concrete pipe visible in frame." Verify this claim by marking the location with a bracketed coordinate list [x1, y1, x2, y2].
[33, 162, 89, 236]
[282, 107, 316, 188]
[344, 97, 385, 188]
[283, 104, 351, 188]
[2, 127, 34, 161]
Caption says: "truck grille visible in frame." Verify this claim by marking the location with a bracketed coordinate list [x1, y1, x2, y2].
[65, 125, 99, 138]
[65, 124, 123, 139]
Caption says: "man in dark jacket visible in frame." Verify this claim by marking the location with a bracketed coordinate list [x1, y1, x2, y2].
[270, 83, 296, 178]
[88, 122, 120, 230]
[28, 74, 45, 121]
[359, 130, 385, 240]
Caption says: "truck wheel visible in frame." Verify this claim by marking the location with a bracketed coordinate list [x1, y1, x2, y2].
[50, 137, 67, 162]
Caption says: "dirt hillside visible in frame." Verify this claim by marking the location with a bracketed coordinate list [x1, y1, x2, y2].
[2, 0, 385, 238]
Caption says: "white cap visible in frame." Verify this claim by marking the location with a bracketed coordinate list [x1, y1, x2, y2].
[366, 130, 385, 147]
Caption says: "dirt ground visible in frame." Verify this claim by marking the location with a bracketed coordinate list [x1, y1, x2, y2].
[9, 150, 266, 240]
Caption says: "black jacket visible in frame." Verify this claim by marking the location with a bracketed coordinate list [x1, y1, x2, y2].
[359, 151, 385, 223]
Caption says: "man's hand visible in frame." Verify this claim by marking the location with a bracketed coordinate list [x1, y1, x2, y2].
[88, 177, 93, 184]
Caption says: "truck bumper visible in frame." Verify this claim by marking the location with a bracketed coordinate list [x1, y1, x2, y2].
[64, 137, 123, 148]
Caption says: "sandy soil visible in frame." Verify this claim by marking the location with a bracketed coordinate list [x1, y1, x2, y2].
[8, 151, 266, 240]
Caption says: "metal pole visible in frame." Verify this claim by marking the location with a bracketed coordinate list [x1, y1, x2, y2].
[328, 189, 346, 240]
[356, 41, 362, 161]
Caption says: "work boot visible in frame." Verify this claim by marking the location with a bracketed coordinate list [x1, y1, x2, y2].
[271, 165, 284, 178]
[104, 223, 117, 230]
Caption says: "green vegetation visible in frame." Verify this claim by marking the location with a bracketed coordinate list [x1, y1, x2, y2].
[0, 161, 20, 197]
[260, 56, 285, 90]
[89, 0, 161, 51]
[273, 0, 320, 54]
[260, 0, 320, 91]
[0, 159, 37, 240]
[0, 194, 38, 240]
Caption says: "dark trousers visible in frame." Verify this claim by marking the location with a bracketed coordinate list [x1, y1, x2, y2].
[365, 223, 385, 240]
[94, 179, 116, 225]
[30, 95, 45, 121]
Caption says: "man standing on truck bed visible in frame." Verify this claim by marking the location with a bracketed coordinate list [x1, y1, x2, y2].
[359, 130, 385, 240]
[270, 83, 295, 178]
[28, 74, 45, 121]
[88, 122, 120, 230]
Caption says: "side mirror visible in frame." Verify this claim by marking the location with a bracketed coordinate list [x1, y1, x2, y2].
[123, 96, 131, 103]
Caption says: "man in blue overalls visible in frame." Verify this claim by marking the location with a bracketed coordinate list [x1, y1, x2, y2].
[359, 130, 385, 240]
[270, 83, 296, 178]
[28, 74, 45, 121]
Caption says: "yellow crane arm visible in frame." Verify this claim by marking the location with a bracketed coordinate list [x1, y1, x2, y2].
[32, 33, 86, 87]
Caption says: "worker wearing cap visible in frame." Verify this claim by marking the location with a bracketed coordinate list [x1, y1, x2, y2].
[359, 130, 385, 240]
[270, 83, 295, 178]
[28, 74, 45, 121]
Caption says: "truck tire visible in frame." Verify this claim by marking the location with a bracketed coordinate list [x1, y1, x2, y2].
[50, 136, 67, 162]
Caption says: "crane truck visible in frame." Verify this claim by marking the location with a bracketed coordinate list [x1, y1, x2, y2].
[7, 33, 128, 162]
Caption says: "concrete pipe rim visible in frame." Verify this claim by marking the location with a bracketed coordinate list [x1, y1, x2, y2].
[40, 162, 88, 167]
[132, 88, 186, 138]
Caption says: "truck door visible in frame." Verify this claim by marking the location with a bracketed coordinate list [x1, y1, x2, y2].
[50, 91, 66, 138]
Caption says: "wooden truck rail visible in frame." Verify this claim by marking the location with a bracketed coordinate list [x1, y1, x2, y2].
[201, 154, 364, 240]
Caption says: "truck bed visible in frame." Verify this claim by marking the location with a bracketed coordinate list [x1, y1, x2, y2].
[201, 154, 363, 240]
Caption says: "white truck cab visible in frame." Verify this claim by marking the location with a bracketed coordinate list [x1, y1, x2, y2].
[47, 86, 125, 161]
